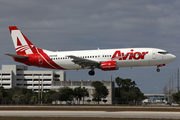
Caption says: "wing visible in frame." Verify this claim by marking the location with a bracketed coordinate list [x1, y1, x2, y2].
[67, 55, 100, 69]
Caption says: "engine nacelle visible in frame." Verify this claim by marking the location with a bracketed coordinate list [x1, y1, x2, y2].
[101, 61, 118, 71]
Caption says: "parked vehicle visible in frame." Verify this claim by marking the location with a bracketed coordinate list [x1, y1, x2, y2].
[171, 103, 179, 106]
[66, 102, 75, 105]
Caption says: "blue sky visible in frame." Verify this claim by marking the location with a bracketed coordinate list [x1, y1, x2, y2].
[0, 0, 180, 94]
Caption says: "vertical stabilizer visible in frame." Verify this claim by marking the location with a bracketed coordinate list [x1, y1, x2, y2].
[9, 26, 38, 55]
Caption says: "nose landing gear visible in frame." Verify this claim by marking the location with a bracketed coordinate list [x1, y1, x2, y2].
[156, 64, 165, 72]
[156, 67, 160, 72]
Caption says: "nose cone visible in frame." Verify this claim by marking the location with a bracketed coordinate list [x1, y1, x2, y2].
[169, 54, 176, 62]
[163, 53, 176, 64]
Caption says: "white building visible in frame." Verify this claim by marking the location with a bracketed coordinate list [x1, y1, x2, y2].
[52, 80, 115, 104]
[0, 65, 66, 91]
[0, 65, 115, 104]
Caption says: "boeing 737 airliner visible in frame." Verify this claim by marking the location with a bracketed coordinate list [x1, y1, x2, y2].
[5, 26, 176, 76]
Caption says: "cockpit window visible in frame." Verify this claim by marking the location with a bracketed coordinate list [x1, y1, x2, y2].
[158, 51, 169, 55]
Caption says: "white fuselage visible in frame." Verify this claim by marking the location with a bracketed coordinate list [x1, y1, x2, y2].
[45, 48, 176, 70]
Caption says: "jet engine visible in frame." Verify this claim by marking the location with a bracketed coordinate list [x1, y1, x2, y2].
[101, 61, 118, 71]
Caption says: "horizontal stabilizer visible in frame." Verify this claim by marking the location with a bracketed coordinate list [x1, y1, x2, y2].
[5, 53, 28, 59]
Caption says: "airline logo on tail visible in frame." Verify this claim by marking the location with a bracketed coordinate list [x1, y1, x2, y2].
[9, 26, 35, 55]
[16, 39, 33, 54]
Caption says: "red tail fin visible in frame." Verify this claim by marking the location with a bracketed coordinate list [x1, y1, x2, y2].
[9, 26, 42, 55]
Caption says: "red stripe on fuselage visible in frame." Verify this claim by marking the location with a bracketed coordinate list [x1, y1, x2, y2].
[39, 52, 66, 70]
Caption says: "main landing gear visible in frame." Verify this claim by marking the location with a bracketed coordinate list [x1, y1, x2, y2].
[88, 69, 95, 76]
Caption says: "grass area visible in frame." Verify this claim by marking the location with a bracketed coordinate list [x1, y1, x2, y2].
[0, 117, 179, 120]
[0, 106, 180, 112]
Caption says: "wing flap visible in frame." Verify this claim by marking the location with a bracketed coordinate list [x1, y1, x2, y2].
[5, 53, 28, 59]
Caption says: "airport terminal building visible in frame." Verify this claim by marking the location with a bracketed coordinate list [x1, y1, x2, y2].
[0, 65, 66, 91]
[0, 65, 114, 104]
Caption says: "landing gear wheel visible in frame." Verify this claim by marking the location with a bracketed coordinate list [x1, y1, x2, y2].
[157, 68, 160, 72]
[88, 70, 95, 76]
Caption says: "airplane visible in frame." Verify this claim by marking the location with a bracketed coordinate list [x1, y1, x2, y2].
[5, 26, 176, 76]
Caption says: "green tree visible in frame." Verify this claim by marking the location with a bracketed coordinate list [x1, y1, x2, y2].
[26, 89, 33, 101]
[73, 87, 89, 104]
[44, 93, 52, 103]
[115, 77, 136, 92]
[21, 88, 27, 95]
[51, 92, 60, 104]
[59, 86, 74, 102]
[19, 88, 28, 103]
[91, 81, 109, 104]
[13, 87, 22, 95]
[0, 86, 7, 102]
[6, 88, 15, 102]
[44, 90, 60, 104]
[12, 95, 19, 104]
[19, 95, 26, 103]
[74, 87, 83, 104]
[82, 87, 89, 104]
[115, 77, 146, 103]
[30, 96, 37, 103]
[172, 91, 180, 103]
[2, 87, 37, 104]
